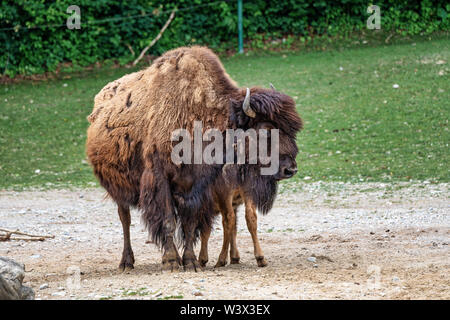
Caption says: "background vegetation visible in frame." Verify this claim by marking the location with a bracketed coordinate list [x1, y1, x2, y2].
[0, 36, 448, 189]
[1, 0, 449, 77]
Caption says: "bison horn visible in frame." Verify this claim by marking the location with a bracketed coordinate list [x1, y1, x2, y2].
[242, 87, 256, 118]
[269, 83, 276, 90]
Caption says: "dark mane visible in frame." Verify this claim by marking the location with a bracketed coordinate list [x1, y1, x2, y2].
[230, 88, 303, 137]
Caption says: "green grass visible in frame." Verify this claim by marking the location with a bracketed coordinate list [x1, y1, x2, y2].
[0, 36, 449, 189]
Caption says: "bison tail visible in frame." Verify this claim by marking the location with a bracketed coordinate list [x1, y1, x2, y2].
[139, 167, 176, 249]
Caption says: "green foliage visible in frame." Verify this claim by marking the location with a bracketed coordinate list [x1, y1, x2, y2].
[0, 0, 448, 77]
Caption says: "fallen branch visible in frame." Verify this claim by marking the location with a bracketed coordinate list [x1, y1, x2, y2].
[0, 228, 54, 242]
[126, 43, 135, 57]
[385, 32, 395, 44]
[132, 8, 176, 66]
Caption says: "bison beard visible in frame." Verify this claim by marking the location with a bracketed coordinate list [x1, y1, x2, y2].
[241, 165, 278, 215]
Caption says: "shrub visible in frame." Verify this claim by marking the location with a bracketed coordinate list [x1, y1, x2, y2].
[0, 0, 448, 77]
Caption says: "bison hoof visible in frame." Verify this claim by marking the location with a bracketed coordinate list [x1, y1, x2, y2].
[256, 256, 268, 267]
[214, 260, 227, 268]
[162, 259, 181, 273]
[119, 263, 134, 272]
[183, 258, 201, 272]
[199, 259, 208, 268]
[119, 252, 135, 272]
[230, 257, 240, 264]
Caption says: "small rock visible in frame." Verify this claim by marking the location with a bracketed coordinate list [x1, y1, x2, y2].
[0, 257, 35, 300]
[30, 254, 41, 259]
[313, 264, 318, 268]
[307, 257, 316, 263]
[392, 84, 399, 89]
[193, 290, 203, 296]
[51, 291, 66, 297]
[39, 284, 49, 290]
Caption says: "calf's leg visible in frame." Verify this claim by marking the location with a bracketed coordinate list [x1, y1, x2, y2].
[118, 204, 135, 271]
[229, 205, 240, 264]
[215, 196, 235, 267]
[244, 198, 267, 267]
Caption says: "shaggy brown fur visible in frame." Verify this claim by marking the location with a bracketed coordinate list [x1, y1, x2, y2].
[86, 45, 303, 272]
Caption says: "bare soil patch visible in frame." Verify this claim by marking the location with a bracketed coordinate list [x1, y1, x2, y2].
[0, 182, 448, 299]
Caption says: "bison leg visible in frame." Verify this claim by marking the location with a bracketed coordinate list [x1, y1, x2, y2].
[181, 220, 201, 272]
[198, 227, 211, 267]
[118, 205, 135, 271]
[215, 196, 235, 268]
[139, 165, 181, 272]
[244, 198, 267, 267]
[161, 219, 182, 272]
[161, 210, 182, 272]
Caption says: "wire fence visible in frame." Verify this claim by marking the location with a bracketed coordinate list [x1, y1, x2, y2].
[0, 0, 233, 32]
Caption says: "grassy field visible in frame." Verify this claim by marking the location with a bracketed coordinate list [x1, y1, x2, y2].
[0, 37, 448, 190]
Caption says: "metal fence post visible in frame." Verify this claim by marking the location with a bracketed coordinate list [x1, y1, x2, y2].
[237, 0, 244, 53]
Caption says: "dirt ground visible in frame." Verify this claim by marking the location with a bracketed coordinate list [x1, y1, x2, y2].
[0, 182, 448, 300]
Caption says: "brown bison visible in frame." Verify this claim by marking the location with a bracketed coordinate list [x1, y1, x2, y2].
[86, 46, 302, 271]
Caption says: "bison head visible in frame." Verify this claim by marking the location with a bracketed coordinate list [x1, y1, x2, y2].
[226, 85, 303, 213]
